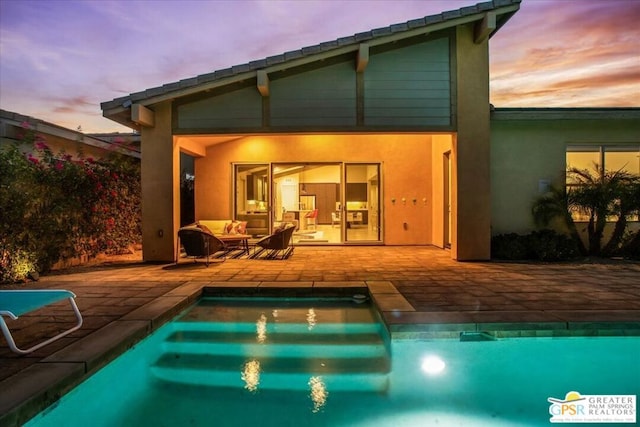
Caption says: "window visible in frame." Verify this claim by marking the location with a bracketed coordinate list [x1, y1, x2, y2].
[567, 145, 640, 176]
[566, 144, 640, 221]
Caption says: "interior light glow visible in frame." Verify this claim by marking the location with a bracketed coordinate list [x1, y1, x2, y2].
[309, 376, 328, 413]
[241, 359, 261, 392]
[256, 314, 267, 343]
[421, 355, 446, 375]
[307, 308, 316, 330]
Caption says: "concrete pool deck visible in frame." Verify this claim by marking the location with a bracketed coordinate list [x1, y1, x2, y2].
[1, 246, 640, 425]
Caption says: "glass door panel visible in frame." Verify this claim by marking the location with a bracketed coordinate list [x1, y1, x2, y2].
[345, 163, 381, 242]
[273, 163, 342, 244]
[234, 164, 270, 236]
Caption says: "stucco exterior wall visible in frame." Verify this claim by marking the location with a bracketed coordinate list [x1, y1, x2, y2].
[452, 24, 491, 260]
[490, 117, 640, 235]
[141, 102, 180, 262]
[192, 133, 437, 245]
[431, 134, 453, 248]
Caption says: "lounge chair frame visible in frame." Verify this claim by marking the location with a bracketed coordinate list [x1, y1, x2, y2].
[0, 290, 83, 355]
[177, 226, 227, 267]
[255, 224, 296, 259]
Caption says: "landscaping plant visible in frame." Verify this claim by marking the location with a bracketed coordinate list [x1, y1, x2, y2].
[0, 124, 140, 282]
[531, 166, 640, 259]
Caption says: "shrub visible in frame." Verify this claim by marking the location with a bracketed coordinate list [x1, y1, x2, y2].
[491, 230, 581, 261]
[527, 229, 581, 261]
[0, 245, 37, 283]
[618, 231, 640, 260]
[491, 233, 530, 260]
[0, 125, 141, 283]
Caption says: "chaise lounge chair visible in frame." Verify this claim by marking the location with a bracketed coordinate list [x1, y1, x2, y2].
[177, 225, 227, 266]
[255, 224, 296, 259]
[0, 289, 83, 355]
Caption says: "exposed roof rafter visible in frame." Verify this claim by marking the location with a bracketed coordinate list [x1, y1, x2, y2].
[474, 12, 496, 44]
[357, 44, 369, 72]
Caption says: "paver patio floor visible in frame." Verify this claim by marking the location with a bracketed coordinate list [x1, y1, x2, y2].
[1, 246, 639, 424]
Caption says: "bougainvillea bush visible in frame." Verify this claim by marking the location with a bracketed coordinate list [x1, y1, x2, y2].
[0, 124, 140, 282]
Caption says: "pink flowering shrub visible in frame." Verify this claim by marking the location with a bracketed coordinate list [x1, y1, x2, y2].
[0, 125, 141, 282]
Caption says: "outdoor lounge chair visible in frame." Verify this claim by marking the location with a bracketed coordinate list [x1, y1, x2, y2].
[0, 289, 83, 355]
[255, 224, 296, 259]
[177, 226, 226, 266]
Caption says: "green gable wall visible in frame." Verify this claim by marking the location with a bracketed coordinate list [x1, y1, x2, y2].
[173, 36, 453, 133]
[365, 37, 451, 127]
[271, 60, 356, 127]
[176, 85, 262, 130]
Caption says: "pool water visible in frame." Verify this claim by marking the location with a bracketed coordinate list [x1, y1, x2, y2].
[27, 298, 639, 427]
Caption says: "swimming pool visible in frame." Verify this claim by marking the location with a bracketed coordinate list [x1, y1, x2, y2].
[26, 297, 639, 426]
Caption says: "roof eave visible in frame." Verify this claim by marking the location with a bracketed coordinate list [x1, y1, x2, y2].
[0, 109, 141, 158]
[491, 107, 640, 121]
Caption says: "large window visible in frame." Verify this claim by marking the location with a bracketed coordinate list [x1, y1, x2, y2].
[566, 144, 640, 221]
[567, 145, 640, 177]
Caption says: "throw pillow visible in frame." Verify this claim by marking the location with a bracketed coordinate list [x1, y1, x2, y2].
[224, 221, 248, 235]
[236, 221, 248, 234]
[196, 224, 214, 235]
[224, 222, 237, 235]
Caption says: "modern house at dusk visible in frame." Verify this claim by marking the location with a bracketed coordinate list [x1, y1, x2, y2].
[100, 0, 639, 262]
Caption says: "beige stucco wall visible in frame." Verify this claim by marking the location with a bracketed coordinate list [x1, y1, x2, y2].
[491, 118, 640, 236]
[140, 102, 181, 262]
[431, 134, 453, 248]
[191, 133, 438, 245]
[452, 23, 492, 260]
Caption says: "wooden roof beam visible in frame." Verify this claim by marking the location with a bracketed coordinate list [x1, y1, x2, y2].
[257, 70, 269, 96]
[474, 12, 496, 44]
[357, 43, 369, 72]
[131, 103, 155, 127]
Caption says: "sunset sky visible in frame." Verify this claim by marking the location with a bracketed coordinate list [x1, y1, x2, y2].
[0, 0, 638, 133]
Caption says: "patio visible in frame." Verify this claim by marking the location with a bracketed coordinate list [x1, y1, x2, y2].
[1, 245, 640, 425]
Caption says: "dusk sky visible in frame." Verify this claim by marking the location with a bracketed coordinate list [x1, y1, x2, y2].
[1, 0, 638, 133]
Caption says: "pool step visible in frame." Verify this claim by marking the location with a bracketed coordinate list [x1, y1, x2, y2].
[178, 303, 380, 327]
[151, 353, 390, 391]
[162, 330, 387, 358]
[169, 320, 383, 334]
[151, 299, 390, 392]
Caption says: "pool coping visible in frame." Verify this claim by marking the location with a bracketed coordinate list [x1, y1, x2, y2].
[1, 280, 639, 426]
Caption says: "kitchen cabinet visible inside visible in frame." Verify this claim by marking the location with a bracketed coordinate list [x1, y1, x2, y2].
[346, 183, 367, 202]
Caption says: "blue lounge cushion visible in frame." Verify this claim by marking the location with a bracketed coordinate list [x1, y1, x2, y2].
[0, 290, 77, 319]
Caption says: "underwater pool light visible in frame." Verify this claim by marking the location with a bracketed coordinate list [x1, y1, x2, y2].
[421, 355, 446, 375]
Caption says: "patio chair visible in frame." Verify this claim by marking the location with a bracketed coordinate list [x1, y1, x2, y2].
[0, 289, 83, 355]
[177, 226, 227, 266]
[304, 209, 318, 230]
[282, 212, 299, 231]
[331, 211, 340, 228]
[255, 224, 296, 259]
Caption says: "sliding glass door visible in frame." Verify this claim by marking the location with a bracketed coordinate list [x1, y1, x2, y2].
[345, 163, 381, 243]
[272, 163, 342, 244]
[234, 162, 382, 244]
